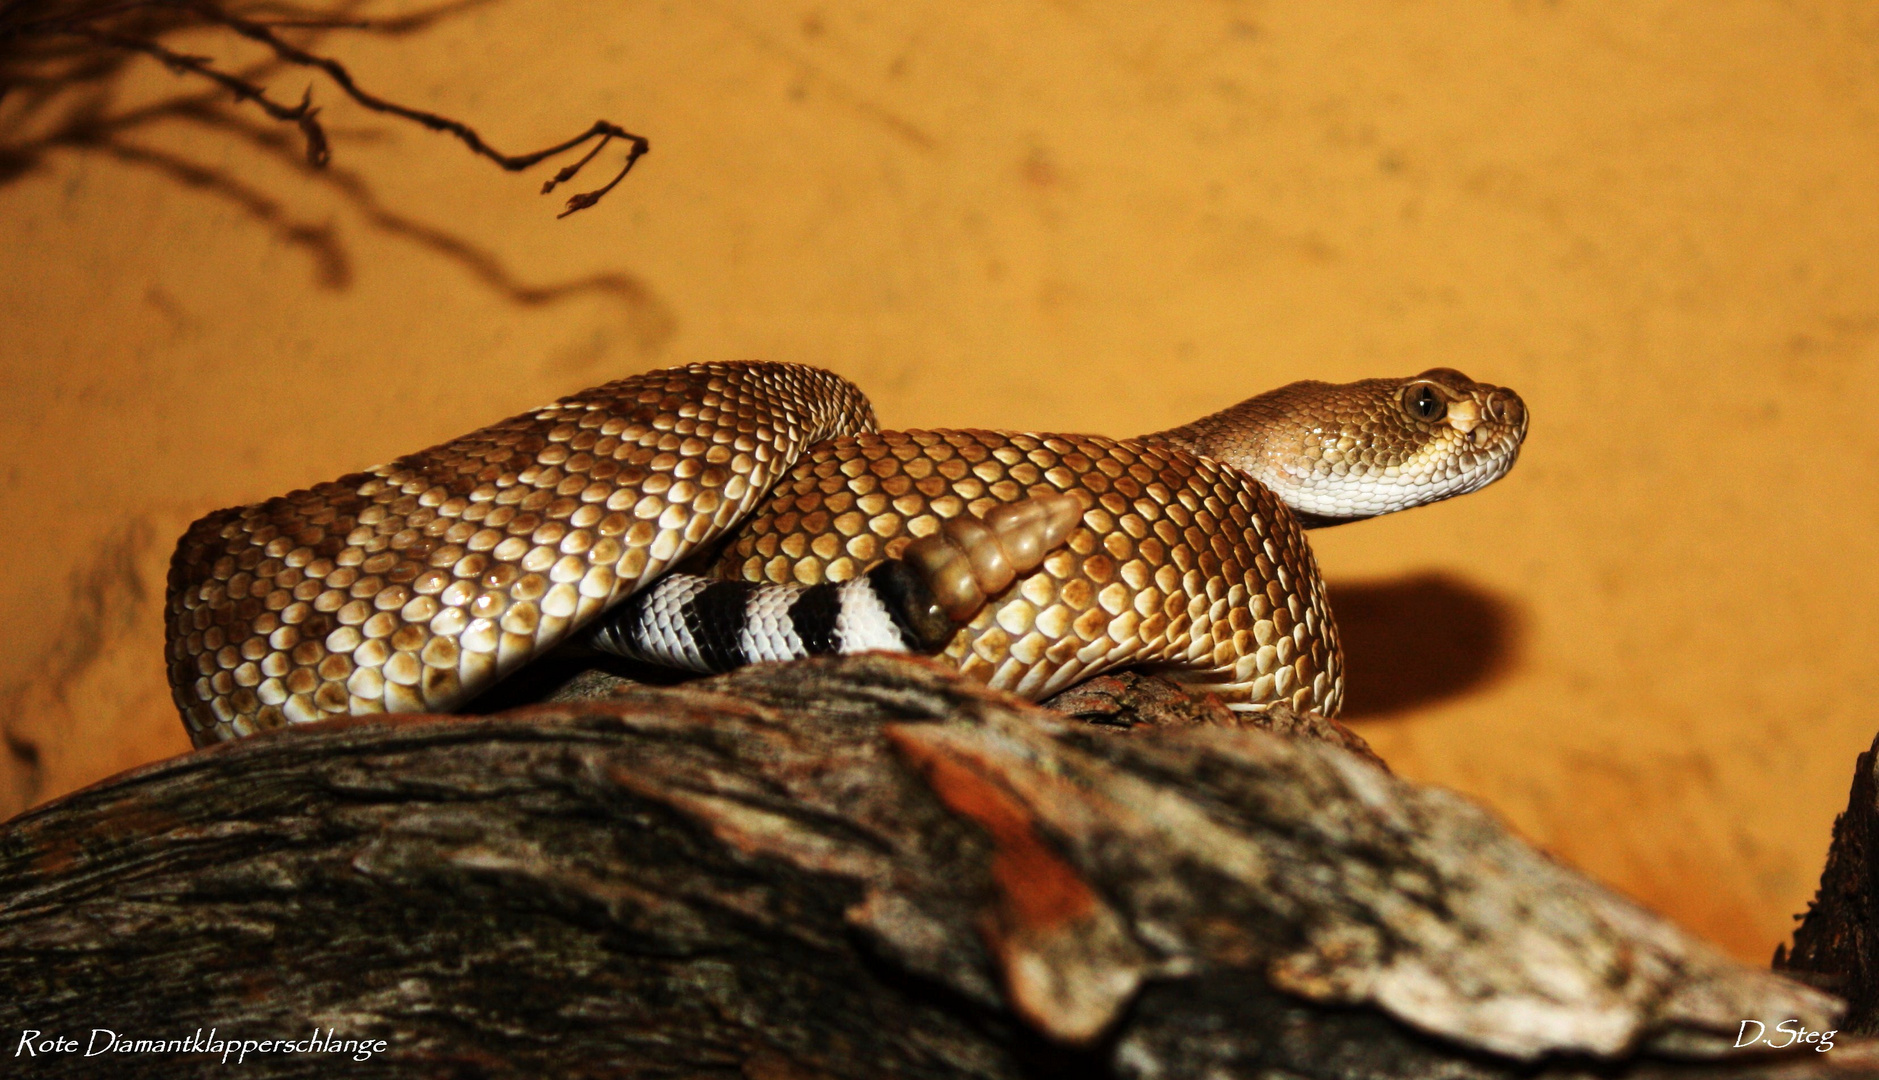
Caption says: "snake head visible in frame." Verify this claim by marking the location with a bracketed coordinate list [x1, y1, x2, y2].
[1148, 368, 1528, 526]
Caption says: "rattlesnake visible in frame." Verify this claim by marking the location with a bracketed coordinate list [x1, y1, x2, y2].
[166, 362, 1526, 746]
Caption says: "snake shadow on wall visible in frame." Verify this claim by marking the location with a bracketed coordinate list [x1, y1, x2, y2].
[470, 572, 1529, 721]
[1326, 572, 1522, 720]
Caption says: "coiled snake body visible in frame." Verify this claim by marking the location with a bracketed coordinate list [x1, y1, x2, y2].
[166, 362, 1526, 746]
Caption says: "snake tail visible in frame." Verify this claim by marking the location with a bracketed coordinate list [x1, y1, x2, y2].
[586, 493, 1084, 672]
[898, 492, 1084, 620]
[165, 360, 1527, 744]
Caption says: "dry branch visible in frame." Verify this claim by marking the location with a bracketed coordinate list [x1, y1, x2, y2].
[0, 0, 647, 216]
[0, 655, 1868, 1078]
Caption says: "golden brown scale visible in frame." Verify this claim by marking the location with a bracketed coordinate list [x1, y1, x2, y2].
[711, 429, 1343, 712]
[1149, 367, 1528, 523]
[899, 494, 1086, 622]
[166, 363, 874, 746]
[168, 361, 1523, 747]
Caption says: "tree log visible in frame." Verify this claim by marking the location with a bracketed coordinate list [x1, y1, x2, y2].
[1779, 731, 1879, 1035]
[1, 655, 1869, 1078]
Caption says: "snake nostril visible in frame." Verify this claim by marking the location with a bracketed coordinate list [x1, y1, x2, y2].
[1488, 391, 1524, 426]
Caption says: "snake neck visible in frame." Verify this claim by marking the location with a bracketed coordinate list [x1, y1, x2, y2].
[1141, 369, 1528, 526]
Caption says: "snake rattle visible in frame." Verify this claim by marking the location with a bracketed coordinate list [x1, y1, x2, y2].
[166, 362, 1527, 746]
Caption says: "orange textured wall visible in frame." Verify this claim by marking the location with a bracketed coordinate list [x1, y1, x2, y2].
[3, 2, 1877, 964]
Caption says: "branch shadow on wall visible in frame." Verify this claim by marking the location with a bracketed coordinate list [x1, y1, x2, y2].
[0, 0, 674, 356]
[1326, 573, 1523, 720]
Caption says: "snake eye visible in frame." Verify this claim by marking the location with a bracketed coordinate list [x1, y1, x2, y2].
[1402, 383, 1447, 422]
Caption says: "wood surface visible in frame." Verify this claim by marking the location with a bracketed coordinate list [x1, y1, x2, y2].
[2, 656, 1868, 1078]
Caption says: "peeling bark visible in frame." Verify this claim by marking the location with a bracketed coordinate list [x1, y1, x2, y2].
[1040, 670, 1390, 771]
[0, 656, 1867, 1078]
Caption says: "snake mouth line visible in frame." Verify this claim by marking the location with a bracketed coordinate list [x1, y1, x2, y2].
[165, 361, 1526, 743]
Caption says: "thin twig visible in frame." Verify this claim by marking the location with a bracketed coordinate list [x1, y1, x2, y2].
[186, 1, 647, 215]
[170, 100, 665, 312]
[66, 26, 312, 124]
[3, 0, 648, 215]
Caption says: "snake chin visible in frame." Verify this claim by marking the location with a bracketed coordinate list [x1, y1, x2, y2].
[1146, 368, 1528, 526]
[167, 361, 1529, 743]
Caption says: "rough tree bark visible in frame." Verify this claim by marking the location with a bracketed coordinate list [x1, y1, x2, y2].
[1779, 731, 1879, 1035]
[0, 655, 1870, 1078]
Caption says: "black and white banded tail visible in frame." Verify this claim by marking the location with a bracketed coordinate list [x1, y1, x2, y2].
[588, 561, 954, 673]
[588, 493, 1085, 675]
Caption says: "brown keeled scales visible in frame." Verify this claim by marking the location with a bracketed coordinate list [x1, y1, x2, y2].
[166, 364, 873, 745]
[712, 430, 1338, 711]
[167, 361, 1525, 746]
